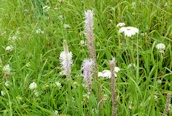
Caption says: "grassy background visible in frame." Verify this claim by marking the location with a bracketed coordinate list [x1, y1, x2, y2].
[0, 0, 172, 115]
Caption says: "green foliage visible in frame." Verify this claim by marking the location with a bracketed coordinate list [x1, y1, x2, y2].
[0, 0, 172, 116]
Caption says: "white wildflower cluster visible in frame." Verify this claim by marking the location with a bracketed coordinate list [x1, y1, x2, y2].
[3, 64, 10, 73]
[98, 70, 114, 78]
[128, 101, 134, 110]
[58, 15, 63, 20]
[127, 63, 136, 68]
[3, 64, 11, 76]
[59, 71, 65, 75]
[156, 43, 166, 54]
[73, 81, 78, 88]
[140, 32, 147, 36]
[29, 82, 39, 97]
[24, 9, 28, 12]
[92, 108, 99, 114]
[55, 82, 62, 88]
[9, 35, 17, 41]
[83, 93, 89, 102]
[157, 79, 162, 84]
[131, 2, 136, 9]
[8, 31, 19, 41]
[117, 22, 139, 37]
[119, 26, 139, 37]
[98, 67, 120, 78]
[5, 81, 10, 87]
[43, 6, 50, 12]
[34, 91, 39, 97]
[63, 24, 71, 29]
[36, 29, 44, 34]
[26, 62, 31, 67]
[5, 45, 13, 52]
[54, 110, 59, 115]
[80, 40, 86, 46]
[29, 82, 37, 90]
[1, 91, 5, 96]
[116, 22, 125, 27]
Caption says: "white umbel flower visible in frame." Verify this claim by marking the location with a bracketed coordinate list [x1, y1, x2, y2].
[3, 64, 11, 74]
[64, 24, 71, 29]
[54, 110, 59, 115]
[26, 62, 30, 67]
[58, 15, 63, 20]
[80, 40, 86, 46]
[114, 66, 120, 72]
[1, 91, 5, 96]
[5, 81, 10, 87]
[43, 6, 50, 12]
[5, 45, 13, 52]
[98, 70, 112, 78]
[98, 70, 117, 78]
[116, 22, 125, 27]
[128, 63, 136, 68]
[29, 82, 37, 90]
[55, 82, 62, 88]
[36, 29, 44, 34]
[34, 90, 39, 97]
[98, 66, 120, 78]
[156, 43, 165, 53]
[119, 26, 139, 37]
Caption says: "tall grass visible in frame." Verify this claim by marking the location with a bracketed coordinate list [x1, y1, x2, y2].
[0, 0, 172, 115]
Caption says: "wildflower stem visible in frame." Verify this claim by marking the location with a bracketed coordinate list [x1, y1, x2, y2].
[84, 10, 99, 103]
[63, 40, 69, 54]
[99, 85, 104, 116]
[84, 10, 97, 79]
[88, 93, 92, 116]
[67, 79, 73, 115]
[110, 60, 117, 116]
[136, 34, 139, 79]
[78, 81, 83, 114]
[61, 40, 73, 114]
[162, 93, 171, 116]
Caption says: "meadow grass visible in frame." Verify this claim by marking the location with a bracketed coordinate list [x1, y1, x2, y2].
[0, 0, 172, 116]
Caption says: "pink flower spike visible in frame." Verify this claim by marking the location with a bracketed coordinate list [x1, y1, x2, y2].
[82, 59, 93, 81]
[82, 59, 93, 93]
[84, 10, 96, 61]
[84, 10, 94, 39]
